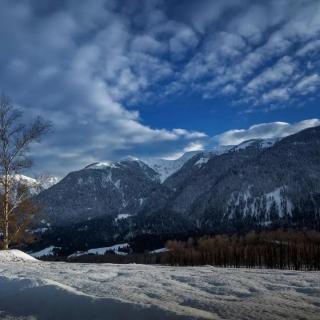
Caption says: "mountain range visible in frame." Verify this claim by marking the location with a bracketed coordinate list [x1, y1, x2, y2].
[29, 126, 320, 254]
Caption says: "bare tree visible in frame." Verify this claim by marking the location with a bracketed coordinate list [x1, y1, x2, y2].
[0, 95, 51, 249]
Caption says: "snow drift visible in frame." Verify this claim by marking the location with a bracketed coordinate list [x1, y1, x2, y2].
[0, 250, 38, 262]
[0, 258, 319, 320]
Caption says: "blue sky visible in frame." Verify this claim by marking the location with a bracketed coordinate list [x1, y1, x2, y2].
[0, 0, 319, 177]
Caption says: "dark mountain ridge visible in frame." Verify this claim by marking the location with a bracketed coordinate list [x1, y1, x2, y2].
[31, 126, 320, 254]
[35, 159, 161, 225]
[143, 126, 320, 229]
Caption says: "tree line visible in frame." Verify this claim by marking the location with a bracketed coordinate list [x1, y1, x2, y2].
[64, 229, 320, 270]
[165, 229, 320, 270]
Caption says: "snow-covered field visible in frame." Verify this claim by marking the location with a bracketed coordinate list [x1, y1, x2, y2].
[0, 251, 319, 320]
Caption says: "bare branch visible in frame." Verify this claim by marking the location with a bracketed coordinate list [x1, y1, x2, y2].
[0, 94, 52, 249]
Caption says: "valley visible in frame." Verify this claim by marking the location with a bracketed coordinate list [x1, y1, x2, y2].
[29, 126, 320, 257]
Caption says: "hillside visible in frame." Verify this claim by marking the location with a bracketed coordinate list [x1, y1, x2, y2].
[32, 126, 320, 253]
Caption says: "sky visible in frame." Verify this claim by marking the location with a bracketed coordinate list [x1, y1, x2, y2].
[0, 0, 319, 177]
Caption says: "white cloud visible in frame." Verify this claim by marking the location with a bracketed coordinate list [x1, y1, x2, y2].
[261, 88, 290, 104]
[296, 39, 320, 57]
[168, 24, 199, 58]
[227, 4, 270, 44]
[163, 141, 205, 160]
[1, 0, 320, 176]
[294, 74, 320, 95]
[215, 119, 320, 145]
[189, 0, 249, 33]
[131, 35, 165, 54]
[183, 141, 205, 152]
[175, 0, 320, 107]
[245, 56, 297, 93]
[0, 0, 210, 176]
[172, 129, 207, 139]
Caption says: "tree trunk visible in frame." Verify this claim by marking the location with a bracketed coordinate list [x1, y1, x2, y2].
[2, 218, 9, 249]
[2, 175, 9, 250]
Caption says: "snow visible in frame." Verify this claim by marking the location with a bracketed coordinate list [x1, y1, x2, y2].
[233, 139, 258, 150]
[265, 187, 292, 218]
[40, 176, 60, 189]
[194, 157, 209, 167]
[85, 158, 142, 171]
[122, 155, 139, 162]
[0, 260, 319, 320]
[14, 174, 38, 185]
[5, 175, 59, 194]
[115, 213, 130, 221]
[149, 248, 170, 254]
[232, 138, 278, 151]
[193, 146, 234, 168]
[0, 250, 38, 262]
[82, 149, 223, 184]
[32, 227, 49, 234]
[81, 147, 233, 184]
[209, 145, 234, 155]
[81, 139, 277, 184]
[68, 243, 129, 258]
[144, 151, 199, 182]
[85, 161, 115, 169]
[138, 197, 145, 206]
[260, 138, 278, 148]
[114, 179, 121, 189]
[85, 159, 130, 170]
[227, 186, 293, 219]
[30, 246, 60, 258]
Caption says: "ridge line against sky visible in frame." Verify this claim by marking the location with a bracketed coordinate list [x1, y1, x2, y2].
[0, 0, 319, 176]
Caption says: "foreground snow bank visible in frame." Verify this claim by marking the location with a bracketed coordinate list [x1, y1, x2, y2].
[0, 250, 38, 262]
[0, 277, 186, 320]
[0, 260, 319, 320]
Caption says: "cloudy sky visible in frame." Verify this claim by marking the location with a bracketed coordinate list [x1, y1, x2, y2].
[0, 0, 320, 177]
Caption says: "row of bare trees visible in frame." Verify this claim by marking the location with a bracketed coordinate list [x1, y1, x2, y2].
[165, 230, 320, 270]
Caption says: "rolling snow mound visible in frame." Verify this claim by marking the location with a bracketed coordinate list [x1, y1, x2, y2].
[0, 250, 38, 262]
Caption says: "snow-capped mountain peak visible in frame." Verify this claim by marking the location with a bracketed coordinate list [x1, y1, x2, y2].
[82, 138, 278, 183]
[84, 157, 144, 171]
[193, 145, 234, 168]
[84, 161, 117, 169]
[1, 174, 59, 195]
[143, 151, 199, 182]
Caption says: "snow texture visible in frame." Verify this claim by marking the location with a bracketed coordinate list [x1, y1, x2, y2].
[0, 256, 319, 319]
[144, 151, 200, 182]
[0, 250, 38, 262]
